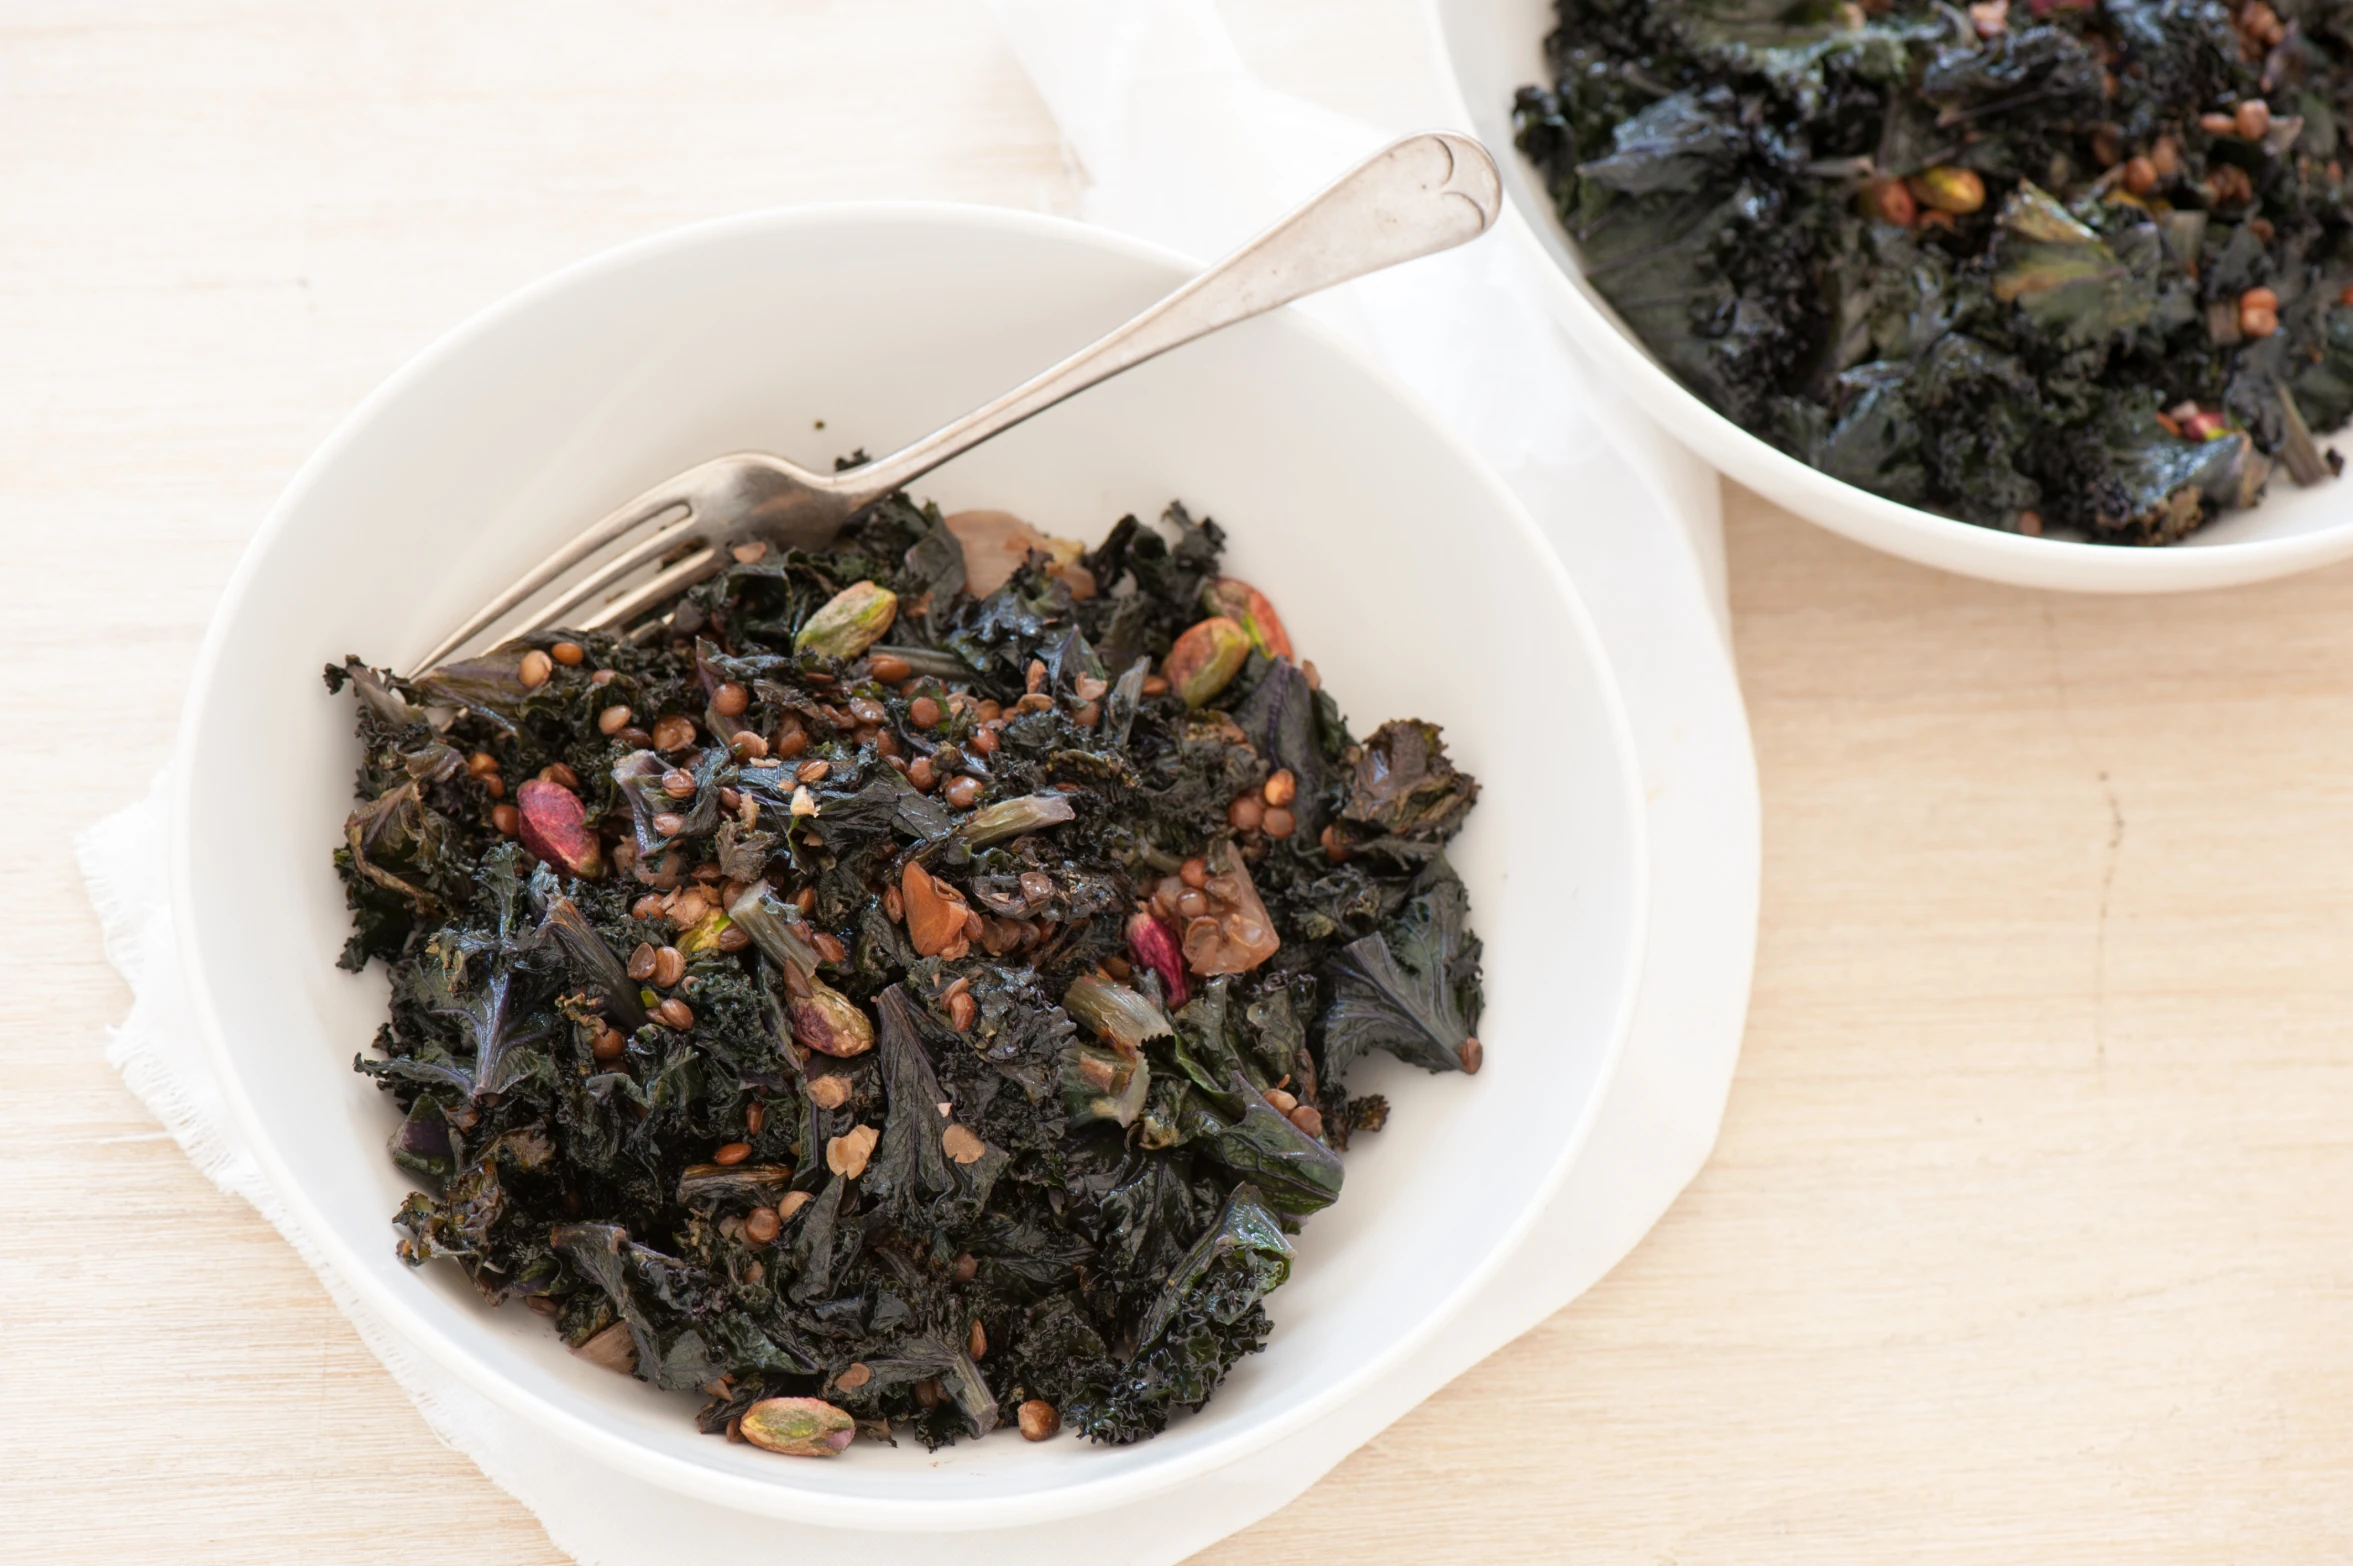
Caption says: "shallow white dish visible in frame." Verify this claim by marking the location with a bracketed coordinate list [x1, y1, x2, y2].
[1432, 0, 2353, 593]
[171, 205, 1649, 1530]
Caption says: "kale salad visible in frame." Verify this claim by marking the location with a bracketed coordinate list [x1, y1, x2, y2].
[1514, 0, 2353, 541]
[329, 499, 1484, 1456]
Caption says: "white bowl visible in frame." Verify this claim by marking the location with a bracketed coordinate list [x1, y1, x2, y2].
[172, 205, 1649, 1530]
[1431, 0, 2353, 592]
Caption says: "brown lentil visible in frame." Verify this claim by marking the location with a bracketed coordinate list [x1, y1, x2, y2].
[655, 997, 695, 1030]
[467, 750, 500, 777]
[481, 775, 506, 799]
[2236, 98, 2272, 139]
[807, 1075, 852, 1110]
[2200, 110, 2239, 135]
[812, 931, 848, 965]
[1018, 1400, 1061, 1442]
[1019, 870, 1055, 905]
[650, 945, 686, 988]
[1015, 692, 1054, 714]
[590, 668, 617, 686]
[1262, 1087, 1298, 1115]
[1320, 823, 1347, 864]
[743, 1206, 781, 1244]
[1262, 768, 1296, 807]
[2123, 155, 2157, 195]
[745, 1100, 766, 1136]
[547, 640, 584, 666]
[847, 696, 887, 726]
[651, 715, 696, 753]
[1141, 674, 1169, 697]
[869, 654, 913, 683]
[491, 804, 519, 835]
[619, 727, 653, 749]
[1261, 807, 1296, 840]
[1025, 658, 1047, 694]
[773, 723, 810, 759]
[947, 989, 977, 1031]
[1460, 1036, 1483, 1074]
[732, 729, 770, 760]
[518, 649, 555, 688]
[626, 942, 659, 980]
[909, 696, 943, 729]
[713, 1141, 752, 1166]
[652, 811, 686, 837]
[976, 699, 1002, 722]
[591, 1027, 627, 1062]
[711, 681, 750, 717]
[631, 894, 667, 922]
[794, 886, 817, 913]
[968, 726, 999, 755]
[777, 1190, 814, 1222]
[1072, 700, 1100, 728]
[597, 704, 633, 735]
[717, 924, 752, 953]
[943, 776, 981, 809]
[1287, 1103, 1324, 1138]
[1179, 857, 1209, 889]
[541, 761, 580, 790]
[884, 884, 905, 922]
[1176, 888, 1210, 920]
[797, 759, 830, 784]
[661, 767, 697, 799]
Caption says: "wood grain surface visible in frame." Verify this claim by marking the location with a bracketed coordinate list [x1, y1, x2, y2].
[10, 3, 2353, 1561]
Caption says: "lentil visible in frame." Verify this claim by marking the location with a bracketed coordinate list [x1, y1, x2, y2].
[550, 640, 585, 666]
[467, 750, 500, 777]
[651, 945, 686, 987]
[1018, 1401, 1061, 1441]
[947, 989, 977, 1031]
[712, 681, 750, 717]
[743, 1206, 781, 1244]
[869, 654, 912, 683]
[597, 704, 633, 735]
[1262, 768, 1296, 807]
[491, 804, 519, 835]
[541, 761, 579, 790]
[662, 767, 697, 798]
[1262, 807, 1297, 840]
[518, 649, 554, 688]
[655, 997, 695, 1030]
[797, 759, 830, 784]
[967, 1317, 989, 1359]
[713, 1141, 752, 1166]
[651, 715, 696, 753]
[806, 1075, 852, 1110]
[943, 776, 981, 809]
[909, 695, 942, 729]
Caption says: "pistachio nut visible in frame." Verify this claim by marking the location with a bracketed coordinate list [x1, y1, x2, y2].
[1200, 577, 1294, 660]
[794, 580, 898, 660]
[789, 978, 875, 1058]
[1163, 616, 1251, 707]
[515, 779, 603, 879]
[740, 1396, 857, 1457]
[1908, 164, 1986, 215]
[1124, 908, 1189, 1005]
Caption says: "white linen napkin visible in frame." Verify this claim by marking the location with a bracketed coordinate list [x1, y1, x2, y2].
[77, 4, 1756, 1560]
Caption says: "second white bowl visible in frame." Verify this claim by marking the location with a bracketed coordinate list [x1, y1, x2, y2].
[1433, 0, 2353, 592]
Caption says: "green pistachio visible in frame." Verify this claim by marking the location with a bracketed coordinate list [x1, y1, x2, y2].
[739, 1396, 856, 1457]
[794, 581, 898, 660]
[1163, 616, 1251, 707]
[1909, 164, 1987, 215]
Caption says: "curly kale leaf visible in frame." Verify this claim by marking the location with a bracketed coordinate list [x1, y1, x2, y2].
[1319, 859, 1484, 1080]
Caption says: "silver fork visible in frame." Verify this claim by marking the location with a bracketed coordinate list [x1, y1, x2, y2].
[409, 131, 1502, 677]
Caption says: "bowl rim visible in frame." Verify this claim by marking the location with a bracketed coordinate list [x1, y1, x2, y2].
[170, 199, 1652, 1528]
[1421, 0, 2353, 593]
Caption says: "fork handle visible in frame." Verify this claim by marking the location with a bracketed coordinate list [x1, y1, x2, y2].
[830, 131, 1501, 508]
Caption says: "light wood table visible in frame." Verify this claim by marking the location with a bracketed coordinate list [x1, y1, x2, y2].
[10, 4, 2353, 1561]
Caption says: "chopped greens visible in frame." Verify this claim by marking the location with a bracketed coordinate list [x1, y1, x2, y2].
[1514, 0, 2353, 541]
[329, 496, 1484, 1452]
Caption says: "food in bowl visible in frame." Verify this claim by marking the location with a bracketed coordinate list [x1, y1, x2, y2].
[1510, 0, 2353, 543]
[328, 495, 1487, 1454]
